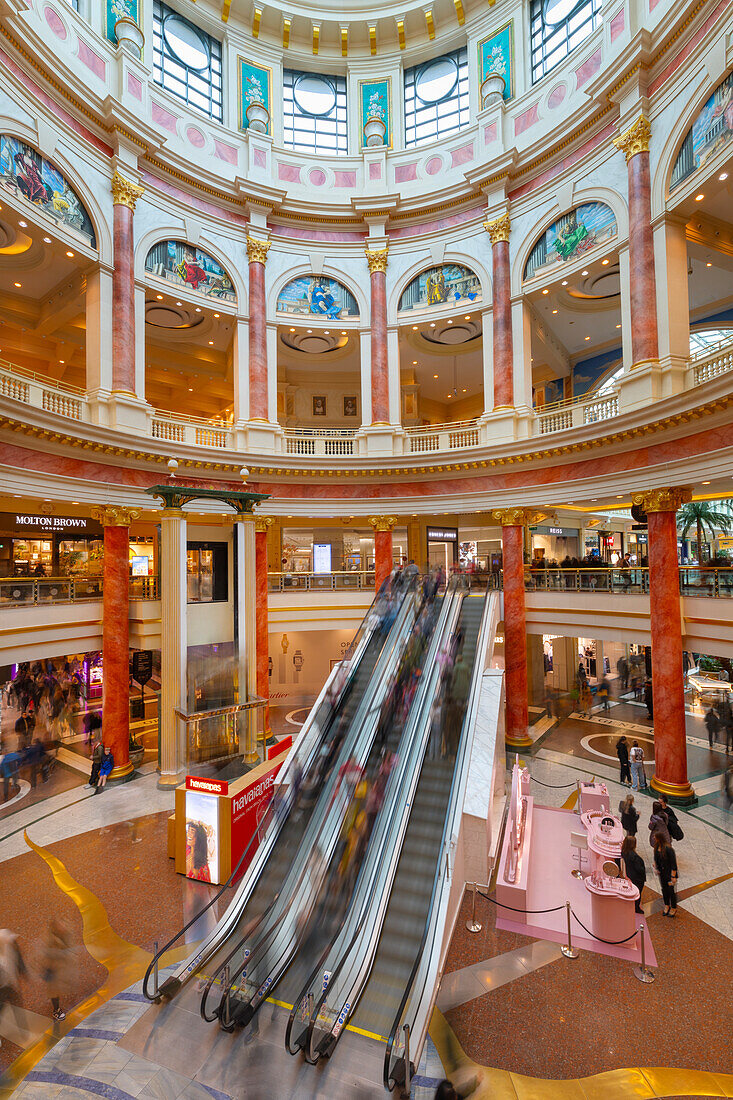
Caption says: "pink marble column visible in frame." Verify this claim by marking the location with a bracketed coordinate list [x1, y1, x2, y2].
[484, 214, 513, 409]
[111, 173, 143, 395]
[639, 489, 695, 803]
[366, 247, 389, 425]
[255, 523, 270, 735]
[247, 237, 270, 421]
[614, 119, 659, 367]
[371, 516, 396, 592]
[500, 521, 531, 748]
[101, 516, 133, 779]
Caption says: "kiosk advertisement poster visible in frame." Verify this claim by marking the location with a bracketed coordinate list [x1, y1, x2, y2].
[184, 788, 220, 884]
[230, 760, 282, 878]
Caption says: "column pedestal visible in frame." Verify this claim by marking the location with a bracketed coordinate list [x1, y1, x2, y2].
[159, 509, 187, 789]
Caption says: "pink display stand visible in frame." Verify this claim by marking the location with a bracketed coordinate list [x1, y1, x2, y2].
[579, 782, 610, 814]
[585, 874, 639, 941]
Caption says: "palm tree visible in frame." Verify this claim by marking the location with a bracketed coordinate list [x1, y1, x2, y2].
[677, 501, 733, 563]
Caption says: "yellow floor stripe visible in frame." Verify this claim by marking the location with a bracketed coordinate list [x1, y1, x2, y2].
[428, 1008, 733, 1098]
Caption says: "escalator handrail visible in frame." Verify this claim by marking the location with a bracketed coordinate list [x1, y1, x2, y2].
[208, 579, 423, 1022]
[382, 587, 493, 1092]
[300, 579, 466, 1061]
[141, 586, 386, 1002]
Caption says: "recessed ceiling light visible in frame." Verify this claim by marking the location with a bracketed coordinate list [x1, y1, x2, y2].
[156, 294, 163, 300]
[695, 193, 704, 201]
[208, 340, 214, 345]
[616, 324, 621, 329]
[188, 387, 193, 392]
[341, 330, 347, 335]
[601, 259, 609, 266]
[585, 336, 590, 340]
[430, 322, 436, 327]
[446, 393, 451, 398]
[290, 327, 295, 332]
[702, 481, 710, 485]
[66, 250, 74, 258]
[412, 360, 417, 365]
[43, 236, 52, 243]
[616, 495, 623, 499]
[582, 270, 589, 276]
[176, 301, 182, 306]
[707, 262, 712, 267]
[542, 289, 549, 295]
[447, 319, 452, 324]
[552, 309, 558, 314]
[412, 326, 418, 330]
[433, 374, 438, 378]
[214, 313, 220, 318]
[195, 307, 202, 312]
[324, 330, 330, 335]
[307, 329, 313, 334]
[719, 172, 729, 181]
[462, 388, 466, 393]
[59, 359, 64, 364]
[14, 282, 21, 287]
[562, 280, 568, 286]
[18, 220, 27, 227]
[464, 315, 471, 320]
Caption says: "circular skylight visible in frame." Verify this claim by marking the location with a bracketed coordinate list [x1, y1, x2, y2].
[293, 74, 337, 117]
[415, 56, 458, 104]
[163, 14, 210, 70]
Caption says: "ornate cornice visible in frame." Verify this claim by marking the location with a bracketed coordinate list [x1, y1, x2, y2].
[111, 172, 144, 211]
[631, 486, 691, 513]
[483, 213, 511, 245]
[368, 514, 398, 532]
[92, 505, 140, 526]
[255, 515, 274, 533]
[491, 507, 547, 526]
[365, 247, 389, 275]
[246, 237, 271, 265]
[613, 116, 651, 162]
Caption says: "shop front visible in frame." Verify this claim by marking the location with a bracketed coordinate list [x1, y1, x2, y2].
[531, 524, 580, 563]
[280, 526, 407, 576]
[427, 526, 458, 571]
[0, 512, 104, 577]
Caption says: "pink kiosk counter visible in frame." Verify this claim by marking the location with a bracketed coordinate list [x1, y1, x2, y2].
[495, 761, 652, 964]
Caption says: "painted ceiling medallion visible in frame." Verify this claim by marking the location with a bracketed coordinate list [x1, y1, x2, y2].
[423, 318, 482, 345]
[145, 303, 203, 329]
[280, 330, 347, 354]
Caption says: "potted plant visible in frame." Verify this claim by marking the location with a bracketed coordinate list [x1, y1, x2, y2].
[244, 75, 269, 134]
[364, 91, 387, 148]
[129, 733, 144, 768]
[481, 46, 507, 108]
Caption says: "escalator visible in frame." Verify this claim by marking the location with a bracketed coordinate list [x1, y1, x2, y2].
[143, 579, 416, 1004]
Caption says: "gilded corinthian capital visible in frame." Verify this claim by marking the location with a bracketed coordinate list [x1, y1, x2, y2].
[613, 116, 651, 162]
[483, 212, 511, 245]
[92, 505, 140, 527]
[111, 172, 144, 210]
[254, 515, 274, 533]
[368, 514, 398, 532]
[490, 507, 546, 526]
[246, 237, 271, 265]
[631, 487, 691, 513]
[365, 247, 389, 275]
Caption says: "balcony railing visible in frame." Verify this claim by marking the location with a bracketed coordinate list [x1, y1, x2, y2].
[0, 575, 160, 607]
[523, 565, 733, 596]
[283, 426, 358, 457]
[268, 570, 375, 591]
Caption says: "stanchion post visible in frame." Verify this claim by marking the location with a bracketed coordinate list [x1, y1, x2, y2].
[153, 941, 158, 996]
[403, 1022, 411, 1098]
[633, 923, 655, 984]
[466, 882, 482, 933]
[560, 901, 579, 959]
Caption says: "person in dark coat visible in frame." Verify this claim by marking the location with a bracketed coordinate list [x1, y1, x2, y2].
[704, 706, 720, 748]
[644, 678, 653, 719]
[658, 794, 683, 842]
[616, 735, 631, 785]
[620, 835, 646, 913]
[618, 793, 639, 835]
[87, 735, 103, 789]
[648, 800, 670, 846]
[653, 833, 678, 916]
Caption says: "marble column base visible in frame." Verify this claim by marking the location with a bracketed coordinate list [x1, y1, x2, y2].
[157, 770, 184, 790]
[650, 775, 697, 806]
[505, 730, 533, 750]
[108, 761, 135, 782]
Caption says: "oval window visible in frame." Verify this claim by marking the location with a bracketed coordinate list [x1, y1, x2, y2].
[163, 14, 210, 70]
[294, 74, 337, 117]
[542, 0, 581, 23]
[415, 57, 458, 104]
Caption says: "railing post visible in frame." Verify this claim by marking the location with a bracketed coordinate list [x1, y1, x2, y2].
[153, 941, 159, 996]
[403, 1023, 411, 1097]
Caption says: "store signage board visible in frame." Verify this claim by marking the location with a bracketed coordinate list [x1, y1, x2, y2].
[427, 527, 458, 541]
[186, 775, 229, 796]
[132, 650, 153, 686]
[534, 525, 580, 537]
[313, 543, 332, 574]
[1, 512, 103, 536]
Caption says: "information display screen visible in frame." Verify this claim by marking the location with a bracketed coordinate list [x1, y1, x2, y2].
[313, 543, 332, 574]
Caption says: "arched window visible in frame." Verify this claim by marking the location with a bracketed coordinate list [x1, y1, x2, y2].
[0, 135, 96, 248]
[276, 276, 359, 319]
[283, 71, 348, 155]
[404, 49, 469, 146]
[523, 202, 617, 282]
[152, 1, 223, 121]
[398, 263, 482, 313]
[671, 73, 733, 190]
[529, 0, 602, 83]
[145, 241, 236, 304]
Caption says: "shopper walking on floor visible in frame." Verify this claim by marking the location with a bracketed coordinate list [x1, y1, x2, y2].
[619, 835, 646, 913]
[653, 832, 679, 917]
[40, 918, 70, 1021]
[704, 706, 720, 748]
[616, 735, 631, 785]
[629, 740, 646, 791]
[648, 800, 671, 846]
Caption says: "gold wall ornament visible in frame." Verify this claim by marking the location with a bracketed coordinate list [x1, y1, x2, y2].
[368, 514, 398, 532]
[483, 212, 511, 245]
[92, 505, 141, 527]
[246, 237, 271, 265]
[111, 172, 144, 211]
[613, 116, 652, 161]
[490, 507, 546, 526]
[631, 487, 691, 513]
[365, 247, 389, 274]
[254, 515, 274, 533]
